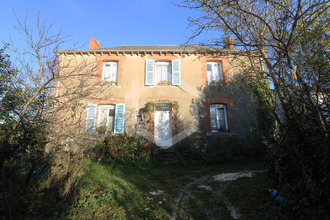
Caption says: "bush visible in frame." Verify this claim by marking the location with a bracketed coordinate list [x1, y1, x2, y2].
[96, 125, 107, 134]
[100, 134, 152, 164]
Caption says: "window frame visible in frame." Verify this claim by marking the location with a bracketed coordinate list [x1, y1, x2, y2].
[155, 62, 171, 85]
[209, 104, 228, 132]
[98, 105, 116, 133]
[102, 62, 118, 83]
[145, 59, 181, 86]
[206, 62, 222, 85]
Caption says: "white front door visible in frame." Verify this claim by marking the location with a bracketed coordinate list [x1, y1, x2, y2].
[154, 105, 172, 148]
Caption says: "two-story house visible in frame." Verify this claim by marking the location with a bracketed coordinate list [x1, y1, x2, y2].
[54, 38, 257, 149]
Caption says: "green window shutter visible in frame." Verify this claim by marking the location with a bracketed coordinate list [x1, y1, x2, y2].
[114, 103, 125, 134]
[172, 59, 181, 85]
[145, 59, 154, 85]
[85, 103, 97, 134]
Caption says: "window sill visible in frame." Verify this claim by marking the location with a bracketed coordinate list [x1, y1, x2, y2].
[101, 81, 118, 87]
[145, 85, 176, 87]
[157, 83, 171, 86]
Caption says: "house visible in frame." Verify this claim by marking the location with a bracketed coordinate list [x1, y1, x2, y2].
[54, 38, 258, 150]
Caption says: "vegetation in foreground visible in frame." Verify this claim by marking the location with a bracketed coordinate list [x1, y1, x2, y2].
[0, 144, 309, 220]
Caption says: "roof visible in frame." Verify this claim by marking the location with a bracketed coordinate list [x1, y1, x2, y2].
[101, 45, 216, 52]
[57, 44, 236, 55]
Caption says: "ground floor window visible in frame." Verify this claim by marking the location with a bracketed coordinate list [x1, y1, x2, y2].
[210, 104, 228, 132]
[98, 105, 115, 133]
[85, 103, 125, 134]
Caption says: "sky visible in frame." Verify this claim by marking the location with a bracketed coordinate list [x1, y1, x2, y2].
[0, 0, 205, 51]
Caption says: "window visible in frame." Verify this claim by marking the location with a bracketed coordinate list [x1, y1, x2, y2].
[145, 59, 181, 86]
[85, 103, 125, 134]
[210, 104, 228, 132]
[207, 62, 222, 84]
[102, 62, 118, 82]
[98, 105, 115, 133]
[155, 62, 171, 84]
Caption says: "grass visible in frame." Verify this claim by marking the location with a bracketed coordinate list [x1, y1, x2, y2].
[3, 155, 287, 219]
[223, 173, 283, 220]
[66, 158, 270, 219]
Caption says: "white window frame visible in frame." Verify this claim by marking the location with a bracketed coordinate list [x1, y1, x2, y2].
[102, 62, 118, 82]
[98, 105, 115, 132]
[210, 104, 228, 132]
[207, 62, 222, 85]
[155, 62, 171, 85]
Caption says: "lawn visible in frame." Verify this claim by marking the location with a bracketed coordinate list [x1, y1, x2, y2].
[65, 158, 280, 219]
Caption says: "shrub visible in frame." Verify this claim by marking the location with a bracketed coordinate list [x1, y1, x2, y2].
[100, 134, 152, 164]
[214, 136, 250, 158]
[96, 125, 107, 134]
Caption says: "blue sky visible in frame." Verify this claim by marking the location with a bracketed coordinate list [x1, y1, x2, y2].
[0, 0, 204, 50]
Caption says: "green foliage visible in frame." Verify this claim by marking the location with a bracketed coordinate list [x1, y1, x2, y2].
[0, 46, 20, 139]
[96, 125, 108, 134]
[101, 80, 117, 86]
[215, 136, 250, 158]
[144, 102, 154, 113]
[184, 0, 329, 216]
[223, 173, 284, 219]
[246, 73, 275, 149]
[69, 159, 172, 219]
[100, 134, 152, 164]
[158, 80, 170, 85]
[208, 80, 224, 89]
[175, 143, 207, 164]
[0, 46, 48, 175]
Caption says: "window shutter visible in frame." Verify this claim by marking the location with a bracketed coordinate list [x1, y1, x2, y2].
[114, 103, 125, 134]
[172, 59, 181, 85]
[145, 59, 154, 85]
[85, 103, 97, 134]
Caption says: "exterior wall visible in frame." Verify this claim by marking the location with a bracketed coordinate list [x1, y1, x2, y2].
[54, 50, 257, 148]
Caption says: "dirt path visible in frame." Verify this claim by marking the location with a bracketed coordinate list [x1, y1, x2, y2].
[168, 170, 264, 219]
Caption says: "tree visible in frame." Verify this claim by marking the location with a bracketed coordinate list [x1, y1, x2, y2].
[0, 12, 69, 180]
[0, 12, 99, 218]
[182, 0, 330, 217]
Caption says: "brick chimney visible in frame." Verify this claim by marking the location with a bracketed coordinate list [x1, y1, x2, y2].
[89, 38, 100, 50]
[224, 38, 235, 50]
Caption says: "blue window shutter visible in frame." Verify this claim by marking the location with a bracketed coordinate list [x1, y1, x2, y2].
[172, 59, 181, 85]
[114, 103, 125, 134]
[85, 103, 97, 134]
[145, 59, 154, 85]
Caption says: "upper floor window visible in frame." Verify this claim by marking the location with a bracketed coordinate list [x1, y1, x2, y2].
[210, 104, 228, 132]
[155, 62, 171, 84]
[102, 62, 118, 82]
[207, 62, 222, 85]
[145, 59, 181, 86]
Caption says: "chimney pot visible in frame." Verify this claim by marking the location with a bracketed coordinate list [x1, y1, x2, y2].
[89, 38, 100, 50]
[224, 38, 235, 50]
